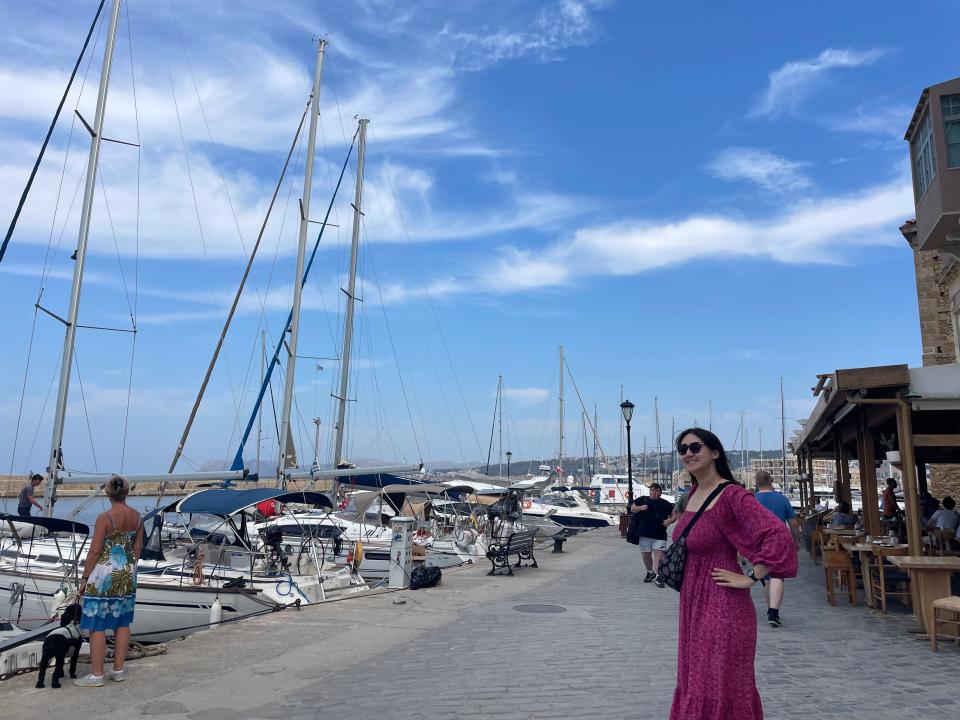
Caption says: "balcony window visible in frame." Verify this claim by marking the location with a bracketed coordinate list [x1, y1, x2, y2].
[912, 109, 936, 198]
[942, 94, 960, 168]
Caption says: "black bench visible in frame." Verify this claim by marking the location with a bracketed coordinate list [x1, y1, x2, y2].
[486, 530, 538, 576]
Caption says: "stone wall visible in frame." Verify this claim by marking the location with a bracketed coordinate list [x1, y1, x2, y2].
[901, 220, 958, 365]
[930, 465, 960, 500]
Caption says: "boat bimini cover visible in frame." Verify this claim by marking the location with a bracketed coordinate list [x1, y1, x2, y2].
[0, 513, 89, 536]
[162, 488, 333, 517]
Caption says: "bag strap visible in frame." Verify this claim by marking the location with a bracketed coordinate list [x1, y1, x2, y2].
[677, 482, 732, 541]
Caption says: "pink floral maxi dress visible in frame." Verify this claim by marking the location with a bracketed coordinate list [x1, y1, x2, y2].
[670, 485, 797, 720]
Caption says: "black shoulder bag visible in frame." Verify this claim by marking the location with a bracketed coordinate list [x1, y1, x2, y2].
[658, 482, 731, 592]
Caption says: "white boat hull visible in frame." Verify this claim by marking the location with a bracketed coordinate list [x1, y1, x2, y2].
[0, 567, 278, 643]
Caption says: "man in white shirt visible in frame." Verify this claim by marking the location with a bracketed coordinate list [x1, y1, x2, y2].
[927, 496, 959, 531]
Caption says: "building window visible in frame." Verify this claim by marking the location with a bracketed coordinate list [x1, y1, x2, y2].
[912, 109, 937, 198]
[942, 94, 960, 168]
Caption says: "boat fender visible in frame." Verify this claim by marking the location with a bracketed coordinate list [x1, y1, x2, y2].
[52, 587, 68, 609]
[209, 598, 223, 625]
[521, 499, 532, 510]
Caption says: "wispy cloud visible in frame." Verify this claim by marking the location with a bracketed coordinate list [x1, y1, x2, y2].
[825, 103, 912, 138]
[503, 387, 550, 405]
[752, 48, 888, 118]
[439, 0, 609, 70]
[705, 148, 811, 193]
[483, 178, 913, 292]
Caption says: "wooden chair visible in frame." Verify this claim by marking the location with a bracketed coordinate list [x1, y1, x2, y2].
[823, 549, 856, 606]
[931, 596, 960, 652]
[809, 527, 825, 565]
[931, 528, 957, 556]
[870, 545, 911, 614]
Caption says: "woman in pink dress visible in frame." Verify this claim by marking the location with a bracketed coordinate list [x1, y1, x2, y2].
[670, 428, 797, 720]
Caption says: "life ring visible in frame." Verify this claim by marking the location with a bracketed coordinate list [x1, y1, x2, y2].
[521, 499, 532, 510]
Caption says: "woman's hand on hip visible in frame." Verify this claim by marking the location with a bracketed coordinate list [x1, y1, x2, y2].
[711, 568, 754, 589]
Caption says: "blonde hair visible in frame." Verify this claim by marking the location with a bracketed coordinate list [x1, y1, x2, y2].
[105, 475, 130, 501]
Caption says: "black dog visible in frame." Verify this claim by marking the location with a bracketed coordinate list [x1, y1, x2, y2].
[36, 604, 83, 689]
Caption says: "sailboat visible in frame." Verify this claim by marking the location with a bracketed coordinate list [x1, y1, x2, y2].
[517, 347, 615, 530]
[0, 6, 366, 642]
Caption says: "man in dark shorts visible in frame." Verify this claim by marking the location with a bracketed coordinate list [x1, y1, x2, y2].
[629, 483, 674, 588]
[754, 471, 799, 627]
[18, 474, 43, 516]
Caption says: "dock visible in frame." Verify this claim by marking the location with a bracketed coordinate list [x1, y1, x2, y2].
[0, 529, 957, 719]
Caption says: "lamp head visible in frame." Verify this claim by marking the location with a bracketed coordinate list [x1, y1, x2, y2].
[620, 399, 635, 424]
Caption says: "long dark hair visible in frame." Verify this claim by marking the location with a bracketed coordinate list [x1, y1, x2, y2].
[676, 427, 736, 484]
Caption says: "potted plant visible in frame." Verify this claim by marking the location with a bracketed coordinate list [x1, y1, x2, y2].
[878, 433, 900, 464]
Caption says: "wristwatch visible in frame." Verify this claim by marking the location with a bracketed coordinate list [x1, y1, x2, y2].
[746, 568, 767, 587]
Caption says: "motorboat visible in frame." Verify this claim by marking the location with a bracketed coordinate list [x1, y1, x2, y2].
[252, 483, 488, 579]
[520, 487, 616, 530]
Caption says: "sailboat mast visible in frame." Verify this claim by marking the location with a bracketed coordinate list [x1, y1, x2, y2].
[669, 417, 675, 490]
[257, 329, 265, 474]
[332, 118, 369, 466]
[497, 374, 503, 478]
[780, 377, 787, 493]
[744, 413, 749, 484]
[654, 397, 662, 485]
[558, 345, 564, 475]
[44, 0, 124, 516]
[276, 39, 327, 486]
[593, 403, 598, 475]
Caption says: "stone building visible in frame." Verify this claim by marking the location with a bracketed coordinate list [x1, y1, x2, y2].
[903, 76, 960, 499]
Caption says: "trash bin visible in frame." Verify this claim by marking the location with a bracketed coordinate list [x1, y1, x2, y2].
[619, 513, 629, 537]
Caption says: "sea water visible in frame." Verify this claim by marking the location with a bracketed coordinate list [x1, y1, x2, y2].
[0, 495, 177, 526]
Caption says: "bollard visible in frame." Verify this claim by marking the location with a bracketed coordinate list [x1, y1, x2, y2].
[389, 517, 415, 589]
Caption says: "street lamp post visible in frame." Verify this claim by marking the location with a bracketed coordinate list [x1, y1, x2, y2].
[506, 450, 512, 479]
[621, 400, 635, 504]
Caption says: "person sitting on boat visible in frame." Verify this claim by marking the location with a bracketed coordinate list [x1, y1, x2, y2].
[75, 476, 143, 688]
[17, 474, 43, 516]
[826, 500, 856, 528]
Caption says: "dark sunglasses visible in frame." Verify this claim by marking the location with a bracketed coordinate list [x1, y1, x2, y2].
[678, 442, 704, 456]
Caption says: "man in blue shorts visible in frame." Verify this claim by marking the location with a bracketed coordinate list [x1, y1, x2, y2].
[754, 471, 799, 627]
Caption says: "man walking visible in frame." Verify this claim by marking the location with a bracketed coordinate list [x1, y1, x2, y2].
[754, 471, 799, 627]
[18, 474, 43, 517]
[629, 483, 673, 588]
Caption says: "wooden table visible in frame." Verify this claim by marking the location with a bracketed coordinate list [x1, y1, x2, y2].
[888, 556, 960, 634]
[822, 528, 862, 549]
[843, 543, 875, 606]
[842, 543, 909, 608]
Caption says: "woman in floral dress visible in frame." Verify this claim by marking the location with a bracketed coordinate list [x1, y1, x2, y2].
[75, 476, 143, 687]
[670, 428, 797, 719]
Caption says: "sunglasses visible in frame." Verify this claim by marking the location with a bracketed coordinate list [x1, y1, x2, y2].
[677, 442, 704, 456]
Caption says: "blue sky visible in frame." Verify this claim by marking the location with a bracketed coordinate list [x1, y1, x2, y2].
[0, 0, 956, 477]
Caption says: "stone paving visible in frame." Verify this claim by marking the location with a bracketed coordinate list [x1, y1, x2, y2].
[1, 527, 958, 719]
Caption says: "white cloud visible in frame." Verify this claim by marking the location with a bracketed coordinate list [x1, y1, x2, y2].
[503, 387, 551, 405]
[440, 0, 608, 69]
[826, 103, 912, 138]
[753, 48, 888, 117]
[706, 148, 811, 193]
[483, 178, 913, 292]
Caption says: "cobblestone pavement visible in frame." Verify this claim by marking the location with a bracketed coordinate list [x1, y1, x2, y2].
[2, 527, 957, 719]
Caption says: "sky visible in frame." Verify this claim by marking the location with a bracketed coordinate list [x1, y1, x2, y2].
[0, 0, 956, 478]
